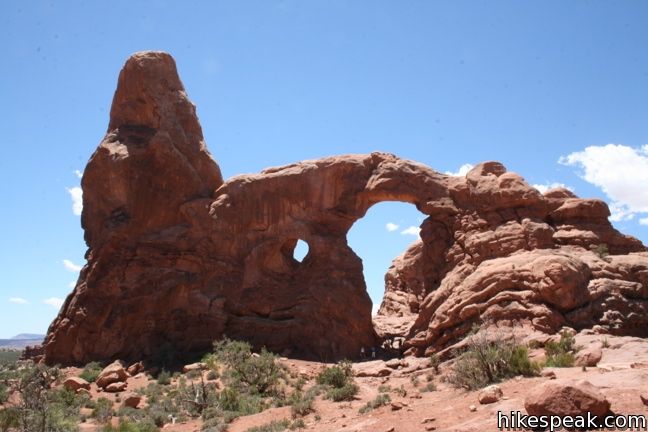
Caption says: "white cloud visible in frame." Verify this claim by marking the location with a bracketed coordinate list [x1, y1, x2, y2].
[560, 144, 648, 221]
[9, 297, 28, 305]
[67, 186, 83, 216]
[640, 218, 648, 226]
[74, 169, 83, 179]
[532, 182, 573, 194]
[43, 297, 64, 309]
[385, 222, 399, 232]
[63, 259, 82, 272]
[400, 226, 421, 236]
[445, 163, 474, 177]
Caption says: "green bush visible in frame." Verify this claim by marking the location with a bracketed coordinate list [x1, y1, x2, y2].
[289, 390, 315, 418]
[316, 361, 352, 388]
[325, 383, 359, 402]
[0, 384, 7, 404]
[1, 364, 84, 431]
[102, 420, 159, 432]
[0, 408, 20, 432]
[212, 339, 283, 396]
[156, 369, 171, 386]
[544, 332, 578, 367]
[428, 354, 440, 374]
[93, 397, 114, 424]
[79, 361, 102, 383]
[358, 394, 390, 414]
[449, 332, 540, 390]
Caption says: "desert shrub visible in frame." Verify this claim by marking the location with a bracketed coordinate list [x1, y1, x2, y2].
[0, 351, 20, 367]
[212, 339, 283, 396]
[316, 360, 352, 388]
[206, 370, 219, 381]
[544, 331, 578, 367]
[201, 414, 228, 432]
[156, 369, 171, 386]
[590, 243, 609, 259]
[428, 353, 440, 374]
[315, 360, 358, 401]
[289, 389, 316, 418]
[0, 384, 7, 404]
[358, 394, 390, 414]
[246, 418, 290, 432]
[0, 408, 20, 432]
[93, 397, 114, 423]
[409, 375, 420, 387]
[421, 382, 436, 392]
[449, 332, 540, 390]
[0, 364, 84, 431]
[79, 361, 102, 383]
[377, 384, 390, 393]
[393, 385, 406, 397]
[102, 419, 159, 432]
[324, 383, 359, 402]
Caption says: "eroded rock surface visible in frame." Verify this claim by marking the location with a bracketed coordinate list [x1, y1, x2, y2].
[42, 51, 647, 365]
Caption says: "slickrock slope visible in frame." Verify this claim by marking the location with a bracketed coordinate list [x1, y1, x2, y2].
[42, 51, 647, 365]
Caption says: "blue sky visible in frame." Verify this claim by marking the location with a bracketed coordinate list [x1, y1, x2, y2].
[1, 1, 647, 338]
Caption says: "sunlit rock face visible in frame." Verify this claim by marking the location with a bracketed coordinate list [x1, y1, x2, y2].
[42, 52, 647, 365]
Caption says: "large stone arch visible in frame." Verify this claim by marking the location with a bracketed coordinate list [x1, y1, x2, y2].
[41, 52, 647, 365]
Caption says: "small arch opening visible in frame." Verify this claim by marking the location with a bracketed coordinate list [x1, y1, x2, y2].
[293, 239, 310, 263]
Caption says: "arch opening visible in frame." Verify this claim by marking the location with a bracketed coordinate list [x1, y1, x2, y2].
[293, 239, 309, 263]
[347, 201, 425, 350]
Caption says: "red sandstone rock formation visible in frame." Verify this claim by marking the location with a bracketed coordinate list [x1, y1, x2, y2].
[42, 51, 647, 365]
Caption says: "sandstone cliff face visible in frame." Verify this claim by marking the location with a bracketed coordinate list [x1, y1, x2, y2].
[42, 52, 647, 365]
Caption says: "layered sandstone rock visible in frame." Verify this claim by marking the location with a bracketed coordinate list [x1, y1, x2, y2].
[42, 51, 647, 365]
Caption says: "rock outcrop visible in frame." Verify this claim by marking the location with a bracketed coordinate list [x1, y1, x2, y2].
[42, 51, 647, 365]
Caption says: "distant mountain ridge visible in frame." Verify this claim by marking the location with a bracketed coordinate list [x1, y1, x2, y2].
[11, 333, 45, 340]
[0, 334, 44, 350]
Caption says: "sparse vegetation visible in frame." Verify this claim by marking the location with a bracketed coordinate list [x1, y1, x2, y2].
[358, 394, 390, 414]
[0, 363, 86, 431]
[79, 361, 102, 383]
[428, 353, 440, 374]
[316, 361, 358, 402]
[590, 243, 609, 259]
[102, 419, 159, 432]
[245, 418, 305, 432]
[289, 386, 318, 418]
[421, 382, 436, 392]
[0, 351, 20, 367]
[156, 369, 171, 386]
[449, 330, 540, 390]
[544, 331, 578, 367]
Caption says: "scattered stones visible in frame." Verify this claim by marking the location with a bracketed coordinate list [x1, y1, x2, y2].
[96, 361, 128, 389]
[422, 417, 435, 424]
[525, 379, 610, 416]
[63, 377, 90, 392]
[469, 405, 477, 412]
[104, 382, 127, 393]
[390, 401, 404, 411]
[354, 361, 392, 378]
[182, 362, 207, 373]
[126, 361, 144, 376]
[575, 345, 603, 367]
[541, 370, 557, 379]
[478, 385, 503, 404]
[123, 392, 142, 409]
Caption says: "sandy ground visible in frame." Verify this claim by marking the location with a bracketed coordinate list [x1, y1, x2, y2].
[42, 333, 648, 431]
